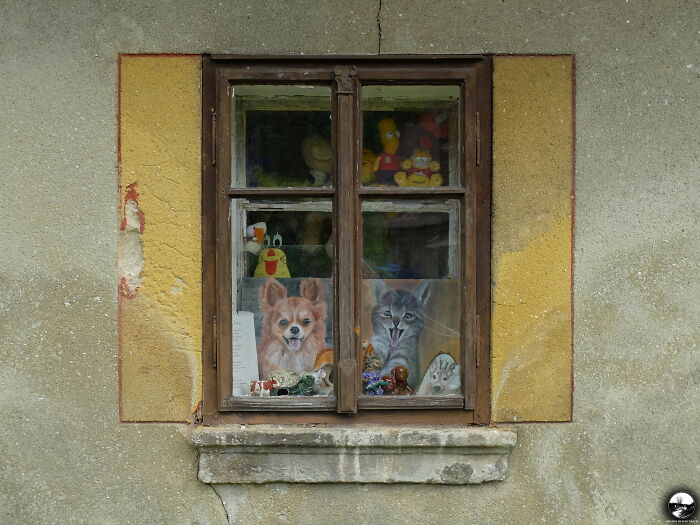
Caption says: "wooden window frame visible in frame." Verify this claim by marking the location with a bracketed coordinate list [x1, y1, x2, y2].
[201, 55, 492, 426]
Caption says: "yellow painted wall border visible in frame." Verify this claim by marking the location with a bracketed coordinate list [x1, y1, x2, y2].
[118, 54, 203, 422]
[491, 55, 574, 422]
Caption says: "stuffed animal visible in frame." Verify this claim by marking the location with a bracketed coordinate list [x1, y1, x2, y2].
[245, 221, 267, 255]
[394, 149, 443, 187]
[372, 118, 401, 185]
[301, 134, 332, 186]
[361, 149, 377, 185]
[253, 233, 291, 278]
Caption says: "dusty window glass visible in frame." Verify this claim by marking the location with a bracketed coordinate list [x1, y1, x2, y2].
[231, 199, 334, 397]
[360, 200, 462, 397]
[361, 85, 460, 187]
[231, 85, 332, 188]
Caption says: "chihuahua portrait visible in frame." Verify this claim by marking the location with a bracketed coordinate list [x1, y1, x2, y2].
[257, 278, 328, 378]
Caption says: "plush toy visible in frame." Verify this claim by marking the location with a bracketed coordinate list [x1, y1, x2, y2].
[361, 149, 377, 185]
[253, 233, 291, 278]
[394, 149, 443, 187]
[372, 118, 401, 185]
[301, 134, 332, 186]
[245, 221, 267, 255]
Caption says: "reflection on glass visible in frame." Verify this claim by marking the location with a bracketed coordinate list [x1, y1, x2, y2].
[231, 200, 334, 397]
[231, 85, 332, 187]
[360, 201, 461, 397]
[362, 85, 460, 187]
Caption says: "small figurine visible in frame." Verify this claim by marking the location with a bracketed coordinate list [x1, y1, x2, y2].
[245, 221, 267, 255]
[253, 233, 291, 278]
[310, 363, 334, 396]
[361, 148, 377, 185]
[382, 365, 413, 396]
[362, 353, 388, 396]
[416, 354, 460, 396]
[301, 134, 332, 186]
[266, 369, 300, 396]
[289, 372, 317, 396]
[249, 378, 279, 396]
[360, 339, 375, 365]
[394, 149, 443, 187]
[372, 118, 401, 185]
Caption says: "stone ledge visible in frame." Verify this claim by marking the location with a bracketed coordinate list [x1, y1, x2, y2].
[190, 425, 516, 485]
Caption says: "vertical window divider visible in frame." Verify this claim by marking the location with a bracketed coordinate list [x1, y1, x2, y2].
[215, 73, 234, 407]
[334, 66, 360, 413]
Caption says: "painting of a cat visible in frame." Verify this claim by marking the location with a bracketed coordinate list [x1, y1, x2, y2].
[369, 279, 431, 389]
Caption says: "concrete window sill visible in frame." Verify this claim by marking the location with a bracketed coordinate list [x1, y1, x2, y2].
[189, 425, 516, 485]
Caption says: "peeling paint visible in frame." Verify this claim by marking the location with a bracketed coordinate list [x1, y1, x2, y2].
[117, 182, 145, 299]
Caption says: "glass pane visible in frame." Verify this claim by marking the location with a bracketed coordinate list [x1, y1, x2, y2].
[360, 200, 462, 397]
[231, 199, 334, 397]
[361, 85, 460, 187]
[231, 85, 332, 188]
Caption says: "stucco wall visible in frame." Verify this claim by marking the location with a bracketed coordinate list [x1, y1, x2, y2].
[0, 1, 697, 524]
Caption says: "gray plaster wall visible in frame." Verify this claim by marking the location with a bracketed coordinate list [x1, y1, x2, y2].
[0, 1, 698, 524]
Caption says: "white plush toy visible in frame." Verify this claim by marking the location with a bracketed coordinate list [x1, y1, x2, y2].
[245, 221, 267, 255]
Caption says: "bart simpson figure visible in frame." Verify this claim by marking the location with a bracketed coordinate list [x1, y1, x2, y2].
[372, 118, 401, 185]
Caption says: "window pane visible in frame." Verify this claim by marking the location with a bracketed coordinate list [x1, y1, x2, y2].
[231, 85, 332, 188]
[360, 200, 462, 397]
[361, 85, 460, 187]
[231, 199, 334, 398]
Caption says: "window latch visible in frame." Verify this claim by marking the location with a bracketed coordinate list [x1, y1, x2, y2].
[334, 66, 357, 94]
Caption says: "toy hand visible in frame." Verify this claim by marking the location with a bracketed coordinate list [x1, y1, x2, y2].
[394, 172, 408, 186]
[400, 159, 412, 170]
[429, 161, 440, 171]
[430, 174, 444, 186]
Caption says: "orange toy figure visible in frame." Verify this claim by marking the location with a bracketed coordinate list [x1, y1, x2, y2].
[382, 365, 413, 395]
[372, 118, 401, 185]
[394, 149, 443, 187]
[361, 149, 377, 185]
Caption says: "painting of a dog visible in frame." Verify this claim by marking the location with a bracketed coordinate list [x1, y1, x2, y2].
[257, 277, 328, 378]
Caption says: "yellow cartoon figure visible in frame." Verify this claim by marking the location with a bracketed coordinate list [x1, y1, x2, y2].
[254, 233, 291, 278]
[394, 149, 443, 187]
[372, 118, 401, 185]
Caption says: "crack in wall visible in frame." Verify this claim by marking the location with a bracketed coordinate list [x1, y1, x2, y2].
[376, 0, 383, 54]
[210, 485, 231, 525]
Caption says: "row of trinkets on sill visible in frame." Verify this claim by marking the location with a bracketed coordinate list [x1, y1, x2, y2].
[247, 341, 414, 397]
[361, 341, 413, 396]
[249, 363, 333, 397]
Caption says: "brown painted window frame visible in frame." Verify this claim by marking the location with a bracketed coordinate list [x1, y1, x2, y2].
[201, 55, 492, 426]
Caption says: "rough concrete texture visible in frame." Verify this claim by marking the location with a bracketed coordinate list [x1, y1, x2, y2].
[118, 56, 202, 422]
[192, 426, 516, 484]
[0, 1, 698, 524]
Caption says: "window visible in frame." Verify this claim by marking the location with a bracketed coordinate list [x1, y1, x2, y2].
[201, 56, 491, 424]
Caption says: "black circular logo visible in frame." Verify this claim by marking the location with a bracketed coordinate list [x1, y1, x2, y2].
[668, 491, 697, 521]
